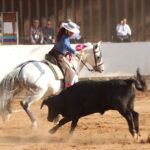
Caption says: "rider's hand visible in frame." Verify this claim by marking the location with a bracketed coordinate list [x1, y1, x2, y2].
[75, 44, 85, 52]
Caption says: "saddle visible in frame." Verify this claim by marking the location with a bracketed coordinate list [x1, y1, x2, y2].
[44, 53, 64, 80]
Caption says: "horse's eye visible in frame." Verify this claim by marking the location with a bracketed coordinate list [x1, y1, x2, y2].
[96, 56, 101, 62]
[97, 56, 100, 60]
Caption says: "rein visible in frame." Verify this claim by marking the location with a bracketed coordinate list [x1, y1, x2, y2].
[75, 44, 102, 72]
[75, 54, 94, 72]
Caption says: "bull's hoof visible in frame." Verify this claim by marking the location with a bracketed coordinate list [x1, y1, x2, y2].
[53, 115, 61, 125]
[133, 133, 142, 142]
[49, 127, 58, 134]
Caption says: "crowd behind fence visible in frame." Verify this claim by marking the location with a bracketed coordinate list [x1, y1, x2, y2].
[0, 0, 150, 44]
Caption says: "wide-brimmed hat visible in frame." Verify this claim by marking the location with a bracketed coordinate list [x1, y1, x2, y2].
[61, 21, 80, 34]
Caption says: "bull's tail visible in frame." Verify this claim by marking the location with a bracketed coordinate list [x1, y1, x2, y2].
[134, 68, 146, 91]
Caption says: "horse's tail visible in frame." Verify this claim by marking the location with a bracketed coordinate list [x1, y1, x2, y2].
[133, 68, 146, 91]
[0, 67, 21, 119]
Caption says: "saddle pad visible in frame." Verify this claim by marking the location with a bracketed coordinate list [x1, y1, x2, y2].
[43, 60, 64, 80]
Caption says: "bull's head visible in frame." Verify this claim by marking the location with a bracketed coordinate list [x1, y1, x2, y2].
[41, 97, 58, 122]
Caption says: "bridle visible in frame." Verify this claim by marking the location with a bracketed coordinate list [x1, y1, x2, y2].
[76, 44, 103, 72]
[92, 44, 103, 72]
[76, 55, 93, 72]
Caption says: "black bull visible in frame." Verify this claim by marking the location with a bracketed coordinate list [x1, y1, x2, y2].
[41, 69, 146, 139]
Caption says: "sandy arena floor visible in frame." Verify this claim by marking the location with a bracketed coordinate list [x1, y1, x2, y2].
[0, 91, 150, 150]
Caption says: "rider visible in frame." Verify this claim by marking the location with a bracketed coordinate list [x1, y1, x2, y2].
[48, 21, 80, 88]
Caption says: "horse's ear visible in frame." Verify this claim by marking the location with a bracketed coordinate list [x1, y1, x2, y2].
[94, 41, 102, 49]
[93, 43, 98, 49]
[97, 41, 102, 47]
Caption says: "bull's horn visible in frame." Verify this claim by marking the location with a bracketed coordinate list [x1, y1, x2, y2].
[41, 99, 48, 109]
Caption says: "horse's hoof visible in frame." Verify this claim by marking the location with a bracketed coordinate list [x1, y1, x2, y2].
[31, 121, 38, 129]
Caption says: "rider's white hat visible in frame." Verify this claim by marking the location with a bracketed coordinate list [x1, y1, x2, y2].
[61, 21, 80, 34]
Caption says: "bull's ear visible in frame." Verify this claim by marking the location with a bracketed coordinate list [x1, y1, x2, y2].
[41, 99, 48, 109]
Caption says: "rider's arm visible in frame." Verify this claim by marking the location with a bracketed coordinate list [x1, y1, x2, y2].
[64, 37, 76, 54]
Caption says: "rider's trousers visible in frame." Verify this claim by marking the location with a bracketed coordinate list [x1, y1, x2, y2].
[57, 54, 78, 87]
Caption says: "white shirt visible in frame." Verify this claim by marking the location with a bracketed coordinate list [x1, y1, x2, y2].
[116, 24, 131, 36]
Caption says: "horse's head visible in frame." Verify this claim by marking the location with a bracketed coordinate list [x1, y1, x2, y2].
[80, 41, 104, 73]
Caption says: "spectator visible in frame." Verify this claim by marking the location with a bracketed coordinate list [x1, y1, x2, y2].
[116, 18, 132, 42]
[42, 20, 55, 44]
[29, 18, 44, 44]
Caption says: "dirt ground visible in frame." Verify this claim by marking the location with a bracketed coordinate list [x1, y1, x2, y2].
[0, 91, 150, 150]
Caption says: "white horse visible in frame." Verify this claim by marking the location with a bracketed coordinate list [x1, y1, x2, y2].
[0, 41, 104, 126]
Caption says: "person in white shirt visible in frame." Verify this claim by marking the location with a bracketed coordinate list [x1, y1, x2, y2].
[116, 18, 131, 42]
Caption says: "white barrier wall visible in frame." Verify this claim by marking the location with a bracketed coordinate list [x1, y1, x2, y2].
[0, 45, 52, 81]
[101, 42, 150, 77]
[0, 42, 150, 81]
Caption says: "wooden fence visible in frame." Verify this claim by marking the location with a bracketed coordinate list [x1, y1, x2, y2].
[0, 0, 150, 43]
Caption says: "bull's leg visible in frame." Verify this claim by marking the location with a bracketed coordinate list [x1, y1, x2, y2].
[130, 110, 140, 140]
[69, 118, 79, 134]
[49, 117, 70, 134]
[119, 109, 137, 137]
[131, 110, 139, 133]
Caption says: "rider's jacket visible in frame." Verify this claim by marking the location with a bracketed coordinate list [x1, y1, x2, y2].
[53, 34, 76, 55]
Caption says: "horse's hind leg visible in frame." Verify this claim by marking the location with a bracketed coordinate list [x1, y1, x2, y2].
[20, 99, 37, 127]
[20, 87, 47, 127]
